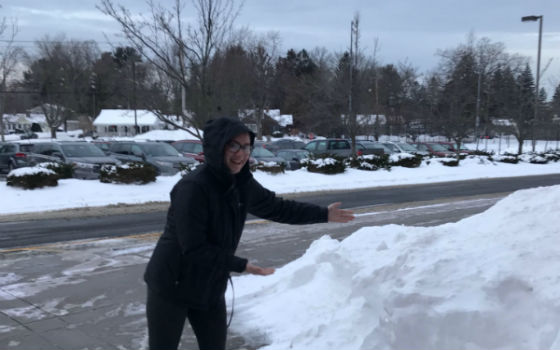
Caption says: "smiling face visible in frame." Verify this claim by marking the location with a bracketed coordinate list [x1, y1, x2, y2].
[224, 132, 251, 174]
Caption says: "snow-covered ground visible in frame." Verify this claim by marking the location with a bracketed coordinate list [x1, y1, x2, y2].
[228, 184, 560, 349]
[1, 139, 559, 215]
[2, 131, 560, 349]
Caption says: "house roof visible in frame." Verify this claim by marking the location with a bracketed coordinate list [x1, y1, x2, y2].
[240, 109, 293, 127]
[3, 113, 47, 124]
[93, 109, 164, 126]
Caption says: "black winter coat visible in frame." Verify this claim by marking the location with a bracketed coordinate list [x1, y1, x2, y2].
[144, 117, 328, 309]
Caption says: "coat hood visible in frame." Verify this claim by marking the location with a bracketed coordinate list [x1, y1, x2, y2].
[202, 117, 255, 177]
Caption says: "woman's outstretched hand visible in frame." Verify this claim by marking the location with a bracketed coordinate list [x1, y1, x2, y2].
[328, 202, 355, 223]
[245, 262, 275, 276]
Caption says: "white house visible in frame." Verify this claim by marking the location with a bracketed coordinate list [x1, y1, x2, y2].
[93, 109, 166, 137]
[239, 109, 293, 135]
[2, 113, 50, 133]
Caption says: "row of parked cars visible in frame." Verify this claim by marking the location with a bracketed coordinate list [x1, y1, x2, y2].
[298, 138, 473, 159]
[0, 140, 197, 179]
[0, 137, 473, 179]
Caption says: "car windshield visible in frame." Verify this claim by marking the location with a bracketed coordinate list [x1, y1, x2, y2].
[428, 143, 450, 151]
[278, 150, 309, 159]
[94, 143, 110, 151]
[252, 147, 275, 157]
[0, 144, 16, 153]
[294, 150, 310, 159]
[383, 143, 399, 152]
[397, 143, 418, 152]
[190, 143, 203, 153]
[362, 142, 390, 152]
[61, 144, 106, 157]
[140, 143, 180, 157]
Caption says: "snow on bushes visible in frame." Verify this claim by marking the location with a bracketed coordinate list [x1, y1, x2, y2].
[348, 154, 390, 171]
[37, 162, 74, 179]
[6, 166, 58, 189]
[254, 161, 285, 175]
[388, 153, 422, 168]
[99, 162, 157, 184]
[303, 156, 346, 174]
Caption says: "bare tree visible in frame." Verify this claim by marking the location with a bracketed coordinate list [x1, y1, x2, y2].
[24, 36, 98, 138]
[98, 0, 242, 139]
[0, 16, 23, 141]
[246, 32, 279, 139]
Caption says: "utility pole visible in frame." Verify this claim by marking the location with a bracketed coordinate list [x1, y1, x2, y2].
[348, 15, 359, 156]
[475, 71, 482, 150]
[132, 60, 138, 135]
[521, 15, 543, 152]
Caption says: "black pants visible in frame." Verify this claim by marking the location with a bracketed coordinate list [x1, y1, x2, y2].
[146, 288, 227, 350]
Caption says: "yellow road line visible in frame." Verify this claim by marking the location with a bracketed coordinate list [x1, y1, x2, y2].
[0, 232, 162, 254]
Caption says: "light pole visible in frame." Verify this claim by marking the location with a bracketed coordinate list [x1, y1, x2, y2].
[521, 15, 543, 152]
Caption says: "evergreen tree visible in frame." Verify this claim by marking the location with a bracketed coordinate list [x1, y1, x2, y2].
[437, 51, 477, 159]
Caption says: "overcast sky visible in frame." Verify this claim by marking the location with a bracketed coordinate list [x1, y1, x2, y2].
[2, 0, 560, 94]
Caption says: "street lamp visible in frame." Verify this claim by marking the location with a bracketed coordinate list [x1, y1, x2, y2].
[521, 15, 543, 152]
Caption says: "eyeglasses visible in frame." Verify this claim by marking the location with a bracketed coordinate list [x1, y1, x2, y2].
[226, 140, 253, 154]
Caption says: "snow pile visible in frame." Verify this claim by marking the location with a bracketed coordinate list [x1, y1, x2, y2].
[7, 166, 55, 177]
[229, 185, 560, 349]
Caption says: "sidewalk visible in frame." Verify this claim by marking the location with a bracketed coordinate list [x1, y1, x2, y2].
[0, 234, 247, 350]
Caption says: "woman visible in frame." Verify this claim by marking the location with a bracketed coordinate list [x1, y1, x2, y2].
[144, 117, 354, 349]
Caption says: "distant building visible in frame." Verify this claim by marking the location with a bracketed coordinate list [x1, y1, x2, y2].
[93, 109, 166, 137]
[239, 109, 293, 135]
[2, 111, 80, 134]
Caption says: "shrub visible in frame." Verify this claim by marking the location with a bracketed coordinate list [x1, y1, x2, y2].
[255, 161, 285, 174]
[178, 162, 199, 176]
[470, 150, 493, 157]
[348, 154, 390, 171]
[38, 162, 74, 179]
[439, 158, 459, 167]
[303, 156, 346, 174]
[6, 167, 58, 189]
[99, 162, 157, 184]
[389, 153, 422, 168]
[542, 151, 560, 162]
[493, 153, 518, 164]
[519, 153, 548, 164]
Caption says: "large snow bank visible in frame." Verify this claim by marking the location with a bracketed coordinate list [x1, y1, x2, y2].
[229, 185, 560, 349]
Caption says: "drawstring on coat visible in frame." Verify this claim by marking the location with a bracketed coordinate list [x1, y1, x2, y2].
[227, 276, 234, 329]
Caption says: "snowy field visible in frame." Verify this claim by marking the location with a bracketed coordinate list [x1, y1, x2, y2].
[228, 184, 560, 349]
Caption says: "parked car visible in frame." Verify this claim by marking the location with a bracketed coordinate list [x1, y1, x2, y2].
[276, 149, 311, 170]
[108, 141, 195, 175]
[171, 139, 205, 162]
[355, 141, 390, 156]
[29, 141, 121, 179]
[0, 142, 54, 175]
[413, 142, 455, 157]
[251, 144, 287, 167]
[304, 139, 353, 157]
[263, 139, 306, 154]
[437, 141, 472, 156]
[20, 131, 38, 140]
[383, 141, 429, 156]
[91, 140, 114, 155]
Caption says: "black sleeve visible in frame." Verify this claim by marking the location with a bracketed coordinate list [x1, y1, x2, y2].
[172, 181, 248, 273]
[246, 178, 329, 224]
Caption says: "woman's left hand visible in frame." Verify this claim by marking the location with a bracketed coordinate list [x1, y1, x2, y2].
[245, 262, 275, 276]
[328, 202, 355, 223]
